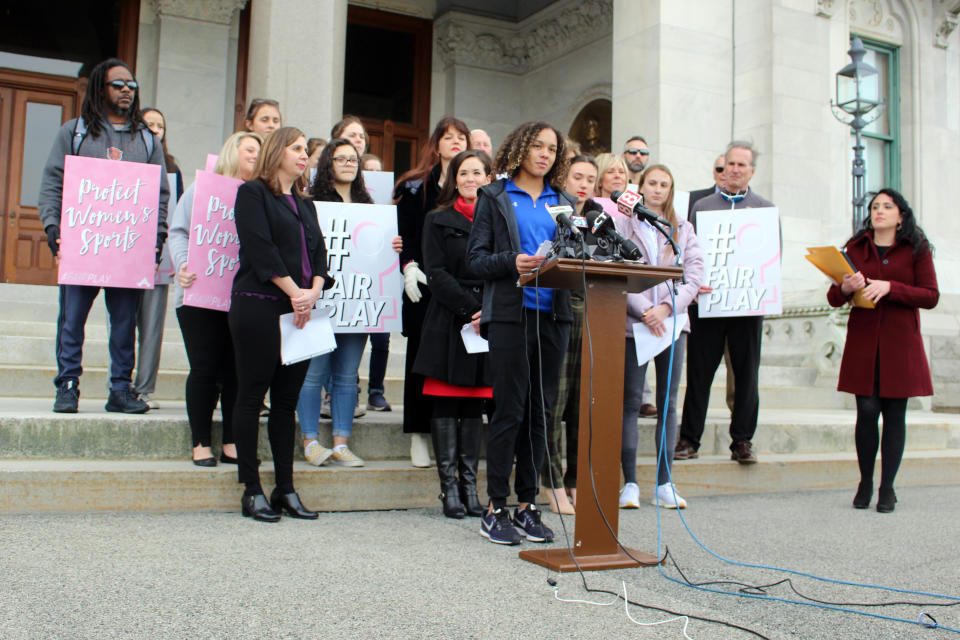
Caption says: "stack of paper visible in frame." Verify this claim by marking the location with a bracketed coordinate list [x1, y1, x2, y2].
[804, 246, 874, 309]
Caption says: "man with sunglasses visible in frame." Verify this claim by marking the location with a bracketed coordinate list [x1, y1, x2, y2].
[39, 57, 170, 414]
[622, 135, 650, 185]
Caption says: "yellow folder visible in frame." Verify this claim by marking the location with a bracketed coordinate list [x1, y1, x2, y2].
[805, 246, 875, 309]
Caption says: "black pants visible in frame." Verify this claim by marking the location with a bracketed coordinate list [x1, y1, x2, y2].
[855, 361, 908, 489]
[228, 294, 310, 495]
[679, 305, 763, 450]
[486, 309, 569, 509]
[176, 305, 236, 447]
[367, 332, 389, 394]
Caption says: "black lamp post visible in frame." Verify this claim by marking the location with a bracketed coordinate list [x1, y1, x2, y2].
[831, 36, 884, 233]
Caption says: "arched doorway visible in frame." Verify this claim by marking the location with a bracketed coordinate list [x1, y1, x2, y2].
[568, 99, 612, 157]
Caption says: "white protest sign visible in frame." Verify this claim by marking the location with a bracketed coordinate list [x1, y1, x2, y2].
[672, 190, 690, 222]
[314, 201, 403, 333]
[363, 170, 395, 205]
[697, 207, 781, 318]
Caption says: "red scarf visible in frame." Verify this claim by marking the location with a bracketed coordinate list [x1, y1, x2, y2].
[453, 195, 476, 222]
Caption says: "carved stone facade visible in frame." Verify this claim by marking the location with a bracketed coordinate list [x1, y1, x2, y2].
[935, 1, 960, 48]
[435, 0, 612, 74]
[153, 0, 248, 25]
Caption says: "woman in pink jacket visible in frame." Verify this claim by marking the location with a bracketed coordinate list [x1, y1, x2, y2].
[616, 164, 703, 509]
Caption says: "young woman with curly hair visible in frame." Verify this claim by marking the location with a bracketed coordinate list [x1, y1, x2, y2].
[465, 121, 574, 545]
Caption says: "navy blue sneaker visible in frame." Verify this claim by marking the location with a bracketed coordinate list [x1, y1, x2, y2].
[53, 380, 79, 413]
[512, 504, 554, 542]
[480, 508, 522, 545]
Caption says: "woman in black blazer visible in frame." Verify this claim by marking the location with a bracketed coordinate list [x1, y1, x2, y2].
[230, 127, 334, 522]
[413, 150, 493, 518]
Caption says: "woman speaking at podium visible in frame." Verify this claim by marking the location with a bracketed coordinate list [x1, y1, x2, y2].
[466, 121, 575, 546]
[827, 188, 938, 513]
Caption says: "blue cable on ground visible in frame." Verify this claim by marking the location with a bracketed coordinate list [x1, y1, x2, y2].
[647, 241, 959, 633]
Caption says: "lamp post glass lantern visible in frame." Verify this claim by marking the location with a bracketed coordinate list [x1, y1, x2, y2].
[831, 36, 884, 233]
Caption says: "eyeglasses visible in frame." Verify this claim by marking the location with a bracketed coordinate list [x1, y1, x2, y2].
[625, 148, 650, 156]
[107, 80, 138, 91]
[332, 156, 359, 166]
[714, 166, 725, 173]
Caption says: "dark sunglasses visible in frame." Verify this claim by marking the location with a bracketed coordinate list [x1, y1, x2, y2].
[625, 148, 650, 156]
[714, 166, 725, 173]
[107, 80, 138, 91]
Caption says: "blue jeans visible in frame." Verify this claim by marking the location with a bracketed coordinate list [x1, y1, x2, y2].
[297, 333, 368, 439]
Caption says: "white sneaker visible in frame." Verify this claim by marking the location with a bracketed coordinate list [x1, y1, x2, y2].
[303, 439, 333, 466]
[619, 482, 641, 509]
[410, 433, 433, 468]
[331, 445, 364, 467]
[137, 393, 159, 410]
[653, 482, 687, 509]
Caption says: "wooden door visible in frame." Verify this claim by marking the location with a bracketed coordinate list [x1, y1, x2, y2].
[0, 71, 81, 284]
[345, 7, 432, 177]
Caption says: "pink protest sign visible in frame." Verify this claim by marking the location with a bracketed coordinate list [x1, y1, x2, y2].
[58, 155, 160, 288]
[182, 170, 243, 311]
[205, 154, 218, 171]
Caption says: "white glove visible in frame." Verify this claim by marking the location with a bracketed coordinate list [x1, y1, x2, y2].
[403, 261, 428, 302]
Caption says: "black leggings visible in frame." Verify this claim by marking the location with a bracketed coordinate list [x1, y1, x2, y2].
[228, 294, 310, 496]
[854, 394, 907, 489]
[176, 305, 236, 447]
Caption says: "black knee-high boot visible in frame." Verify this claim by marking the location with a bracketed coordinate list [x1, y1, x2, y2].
[431, 417, 465, 518]
[458, 417, 484, 516]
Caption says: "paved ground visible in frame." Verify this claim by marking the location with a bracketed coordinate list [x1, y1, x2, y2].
[1, 485, 958, 639]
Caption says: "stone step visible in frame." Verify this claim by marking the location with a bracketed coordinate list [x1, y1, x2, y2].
[0, 366, 406, 402]
[2, 449, 958, 514]
[0, 334, 192, 370]
[3, 399, 958, 460]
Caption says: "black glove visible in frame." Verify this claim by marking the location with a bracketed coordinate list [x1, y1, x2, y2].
[45, 225, 60, 258]
[155, 231, 167, 265]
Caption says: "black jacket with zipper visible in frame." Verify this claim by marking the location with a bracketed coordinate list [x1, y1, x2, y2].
[465, 178, 575, 330]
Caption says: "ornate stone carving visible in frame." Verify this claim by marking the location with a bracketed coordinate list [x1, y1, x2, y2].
[155, 0, 248, 25]
[816, 0, 835, 18]
[935, 1, 960, 48]
[435, 0, 612, 74]
[849, 0, 885, 27]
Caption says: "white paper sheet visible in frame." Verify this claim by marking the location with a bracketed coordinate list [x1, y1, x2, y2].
[279, 312, 337, 365]
[460, 323, 489, 354]
[631, 313, 687, 365]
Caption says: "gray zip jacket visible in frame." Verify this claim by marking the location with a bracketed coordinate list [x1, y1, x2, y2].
[37, 117, 169, 234]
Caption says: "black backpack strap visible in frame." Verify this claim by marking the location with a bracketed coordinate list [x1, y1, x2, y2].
[71, 117, 88, 155]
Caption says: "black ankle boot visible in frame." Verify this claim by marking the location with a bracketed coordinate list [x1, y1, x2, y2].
[876, 486, 897, 513]
[431, 417, 465, 519]
[853, 481, 872, 509]
[458, 417, 484, 516]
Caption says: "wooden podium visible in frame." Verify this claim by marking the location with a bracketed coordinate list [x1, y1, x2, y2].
[517, 258, 683, 572]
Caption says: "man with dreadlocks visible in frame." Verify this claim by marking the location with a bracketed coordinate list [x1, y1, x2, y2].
[466, 121, 575, 546]
[39, 58, 170, 415]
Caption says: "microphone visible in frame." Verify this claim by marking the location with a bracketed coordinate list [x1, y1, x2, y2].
[546, 204, 582, 238]
[586, 210, 642, 261]
[611, 190, 665, 225]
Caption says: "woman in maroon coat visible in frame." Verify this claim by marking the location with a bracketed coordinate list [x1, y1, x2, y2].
[827, 188, 938, 513]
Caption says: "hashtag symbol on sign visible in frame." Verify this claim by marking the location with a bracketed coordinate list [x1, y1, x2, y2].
[708, 222, 735, 267]
[325, 218, 352, 272]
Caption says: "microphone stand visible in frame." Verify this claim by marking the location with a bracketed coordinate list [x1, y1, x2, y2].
[648, 218, 686, 286]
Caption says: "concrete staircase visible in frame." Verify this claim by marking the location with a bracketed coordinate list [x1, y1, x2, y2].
[1, 282, 958, 514]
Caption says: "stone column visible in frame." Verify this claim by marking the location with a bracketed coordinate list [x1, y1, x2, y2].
[246, 0, 347, 139]
[153, 0, 248, 178]
[611, 0, 733, 192]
